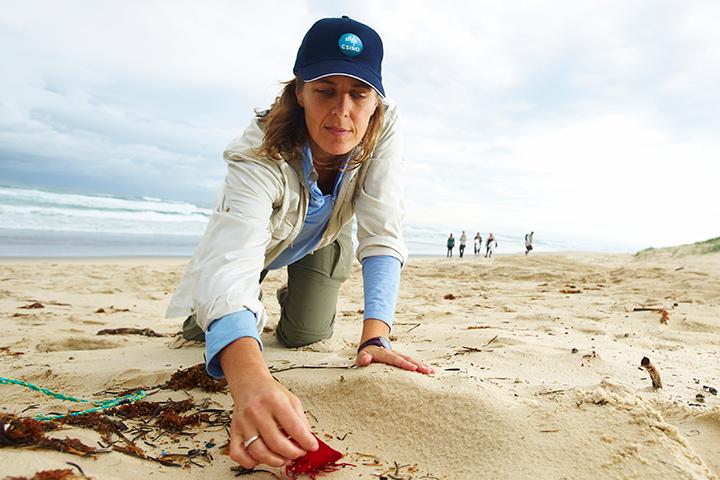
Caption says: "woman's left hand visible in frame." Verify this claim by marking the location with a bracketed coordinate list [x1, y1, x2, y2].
[356, 345, 435, 374]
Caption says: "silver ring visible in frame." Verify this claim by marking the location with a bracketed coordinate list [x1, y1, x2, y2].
[243, 434, 260, 449]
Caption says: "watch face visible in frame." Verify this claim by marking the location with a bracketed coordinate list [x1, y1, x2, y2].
[379, 336, 392, 350]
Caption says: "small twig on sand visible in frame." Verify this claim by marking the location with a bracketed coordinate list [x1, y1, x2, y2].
[66, 461, 87, 478]
[269, 364, 354, 373]
[455, 336, 498, 355]
[231, 466, 282, 478]
[536, 389, 566, 396]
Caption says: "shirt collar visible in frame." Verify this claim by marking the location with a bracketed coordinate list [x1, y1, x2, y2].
[301, 142, 350, 191]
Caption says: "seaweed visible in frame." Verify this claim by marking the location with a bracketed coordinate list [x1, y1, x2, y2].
[1, 414, 46, 445]
[96, 328, 168, 337]
[3, 365, 235, 470]
[155, 411, 207, 432]
[0, 414, 98, 456]
[112, 398, 194, 419]
[113, 443, 181, 467]
[111, 400, 161, 419]
[19, 302, 45, 309]
[5, 468, 83, 480]
[162, 364, 227, 393]
[61, 412, 127, 443]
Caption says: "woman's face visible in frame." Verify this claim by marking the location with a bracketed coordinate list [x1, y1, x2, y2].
[296, 75, 379, 163]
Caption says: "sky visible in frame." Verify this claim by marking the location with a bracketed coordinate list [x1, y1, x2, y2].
[1, 0, 718, 250]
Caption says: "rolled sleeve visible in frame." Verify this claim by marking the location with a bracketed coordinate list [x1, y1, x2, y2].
[205, 310, 263, 378]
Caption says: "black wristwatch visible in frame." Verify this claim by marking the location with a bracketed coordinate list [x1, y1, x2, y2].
[357, 336, 392, 353]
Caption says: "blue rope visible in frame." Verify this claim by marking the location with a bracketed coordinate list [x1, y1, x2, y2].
[1, 376, 147, 421]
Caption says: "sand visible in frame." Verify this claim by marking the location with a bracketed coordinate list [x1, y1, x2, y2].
[1, 252, 719, 479]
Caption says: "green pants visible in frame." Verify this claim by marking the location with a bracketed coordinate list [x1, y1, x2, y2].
[182, 222, 353, 348]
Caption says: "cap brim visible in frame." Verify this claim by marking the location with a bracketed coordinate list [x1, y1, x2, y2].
[297, 59, 385, 97]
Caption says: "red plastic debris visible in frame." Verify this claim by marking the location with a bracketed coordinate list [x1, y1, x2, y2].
[285, 433, 353, 480]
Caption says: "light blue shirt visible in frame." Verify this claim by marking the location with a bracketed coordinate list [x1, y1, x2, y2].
[267, 144, 345, 269]
[206, 144, 401, 378]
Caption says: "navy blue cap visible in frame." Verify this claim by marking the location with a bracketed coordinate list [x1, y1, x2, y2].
[293, 16, 385, 97]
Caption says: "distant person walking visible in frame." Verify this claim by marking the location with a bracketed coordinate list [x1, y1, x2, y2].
[473, 232, 482, 256]
[459, 231, 467, 258]
[446, 233, 455, 257]
[485, 233, 497, 258]
[525, 231, 534, 256]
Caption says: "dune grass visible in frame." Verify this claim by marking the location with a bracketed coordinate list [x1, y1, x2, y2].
[636, 236, 720, 257]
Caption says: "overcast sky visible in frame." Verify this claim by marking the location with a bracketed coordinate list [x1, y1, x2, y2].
[1, 0, 718, 249]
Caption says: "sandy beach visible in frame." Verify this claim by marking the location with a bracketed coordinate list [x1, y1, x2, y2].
[1, 252, 719, 479]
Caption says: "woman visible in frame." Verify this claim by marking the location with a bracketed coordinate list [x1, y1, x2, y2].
[446, 233, 455, 257]
[166, 16, 433, 469]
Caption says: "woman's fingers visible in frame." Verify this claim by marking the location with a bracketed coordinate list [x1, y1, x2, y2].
[230, 382, 316, 468]
[237, 412, 296, 467]
[274, 398, 319, 453]
[396, 351, 435, 374]
[228, 419, 259, 468]
[244, 436, 288, 468]
[384, 350, 418, 371]
[357, 346, 435, 374]
[255, 424, 306, 461]
[250, 394, 314, 462]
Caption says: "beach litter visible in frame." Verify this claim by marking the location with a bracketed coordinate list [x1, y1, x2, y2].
[640, 356, 662, 389]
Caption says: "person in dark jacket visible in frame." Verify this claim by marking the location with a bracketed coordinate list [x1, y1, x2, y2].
[446, 233, 455, 257]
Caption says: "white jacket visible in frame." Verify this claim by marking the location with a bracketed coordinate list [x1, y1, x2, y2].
[166, 101, 408, 333]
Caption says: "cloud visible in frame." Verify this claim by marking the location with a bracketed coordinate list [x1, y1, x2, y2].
[1, 0, 719, 248]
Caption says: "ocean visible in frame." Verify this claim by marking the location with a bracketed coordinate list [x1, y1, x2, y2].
[0, 184, 593, 257]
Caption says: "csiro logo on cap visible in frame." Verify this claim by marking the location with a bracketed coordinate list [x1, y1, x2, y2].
[338, 33, 363, 57]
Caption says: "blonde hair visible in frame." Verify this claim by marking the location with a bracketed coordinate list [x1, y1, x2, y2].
[256, 78, 385, 170]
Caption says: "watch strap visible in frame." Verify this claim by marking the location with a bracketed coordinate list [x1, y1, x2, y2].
[357, 336, 391, 353]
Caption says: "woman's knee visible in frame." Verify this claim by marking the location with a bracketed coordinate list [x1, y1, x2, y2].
[276, 317, 334, 348]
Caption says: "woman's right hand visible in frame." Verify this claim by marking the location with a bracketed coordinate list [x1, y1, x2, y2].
[220, 338, 318, 468]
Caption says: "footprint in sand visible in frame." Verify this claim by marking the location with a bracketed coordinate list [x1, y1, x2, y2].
[105, 368, 170, 389]
[81, 319, 107, 325]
